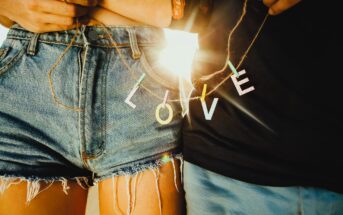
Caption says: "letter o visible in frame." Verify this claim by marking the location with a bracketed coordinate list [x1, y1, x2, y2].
[155, 103, 173, 125]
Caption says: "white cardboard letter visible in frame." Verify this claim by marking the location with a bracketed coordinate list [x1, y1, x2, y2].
[125, 85, 139, 109]
[201, 98, 219, 120]
[231, 70, 255, 96]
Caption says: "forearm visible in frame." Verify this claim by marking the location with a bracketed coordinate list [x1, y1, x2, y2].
[99, 0, 172, 27]
[88, 7, 140, 26]
[0, 0, 14, 27]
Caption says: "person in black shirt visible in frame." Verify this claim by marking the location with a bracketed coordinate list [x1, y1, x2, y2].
[182, 0, 343, 214]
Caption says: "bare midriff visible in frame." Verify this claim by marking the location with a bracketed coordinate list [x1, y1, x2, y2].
[87, 9, 144, 27]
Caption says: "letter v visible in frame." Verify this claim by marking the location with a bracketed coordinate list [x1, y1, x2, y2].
[201, 98, 219, 120]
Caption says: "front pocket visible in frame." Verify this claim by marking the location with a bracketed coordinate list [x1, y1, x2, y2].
[0, 39, 28, 77]
[139, 46, 179, 91]
[0, 47, 10, 61]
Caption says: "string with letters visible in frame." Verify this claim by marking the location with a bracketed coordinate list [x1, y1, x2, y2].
[47, 0, 269, 113]
[98, 0, 269, 103]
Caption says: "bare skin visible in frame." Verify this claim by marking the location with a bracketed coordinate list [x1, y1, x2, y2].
[263, 0, 302, 15]
[0, 0, 171, 32]
[0, 0, 91, 32]
[99, 161, 185, 215]
[0, 15, 14, 28]
[0, 181, 88, 215]
[0, 161, 184, 215]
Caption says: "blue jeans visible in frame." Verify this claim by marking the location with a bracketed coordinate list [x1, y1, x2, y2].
[0, 24, 182, 185]
[184, 162, 343, 215]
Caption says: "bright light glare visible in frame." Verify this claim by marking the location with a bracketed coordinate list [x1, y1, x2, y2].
[161, 29, 199, 116]
[161, 29, 199, 80]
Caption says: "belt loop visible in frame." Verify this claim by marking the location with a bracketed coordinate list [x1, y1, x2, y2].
[80, 25, 90, 46]
[26, 33, 40, 56]
[127, 28, 141, 60]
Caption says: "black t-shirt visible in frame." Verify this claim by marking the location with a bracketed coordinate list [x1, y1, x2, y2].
[182, 0, 343, 193]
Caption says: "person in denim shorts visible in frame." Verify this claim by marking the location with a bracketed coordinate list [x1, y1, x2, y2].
[0, 0, 185, 214]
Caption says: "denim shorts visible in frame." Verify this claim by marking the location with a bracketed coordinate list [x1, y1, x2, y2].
[0, 25, 182, 189]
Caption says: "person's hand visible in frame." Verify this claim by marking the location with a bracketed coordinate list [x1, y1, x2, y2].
[88, 7, 139, 26]
[0, 15, 15, 28]
[61, 0, 98, 7]
[263, 0, 302, 15]
[0, 0, 90, 33]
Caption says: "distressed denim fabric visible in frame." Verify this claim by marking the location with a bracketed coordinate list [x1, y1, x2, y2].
[0, 25, 182, 184]
[184, 162, 343, 215]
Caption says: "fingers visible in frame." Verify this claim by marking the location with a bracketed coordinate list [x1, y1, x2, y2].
[35, 12, 75, 26]
[269, 0, 302, 15]
[3, 0, 94, 33]
[17, 20, 76, 33]
[28, 0, 88, 17]
[22, 16, 90, 33]
[263, 0, 278, 7]
[264, 0, 302, 15]
[22, 0, 90, 32]
[63, 0, 98, 7]
[40, 23, 77, 32]
[0, 15, 15, 28]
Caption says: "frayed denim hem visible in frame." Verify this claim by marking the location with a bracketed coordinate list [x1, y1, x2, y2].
[0, 175, 91, 204]
[94, 153, 184, 215]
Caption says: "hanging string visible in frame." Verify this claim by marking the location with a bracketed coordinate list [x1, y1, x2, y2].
[46, 1, 268, 109]
[96, 0, 268, 103]
[47, 21, 83, 111]
[200, 0, 249, 81]
[206, 13, 269, 96]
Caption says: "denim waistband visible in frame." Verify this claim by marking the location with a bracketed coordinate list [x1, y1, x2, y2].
[7, 24, 166, 48]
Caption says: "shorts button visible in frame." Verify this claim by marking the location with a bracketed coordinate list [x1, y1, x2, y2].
[88, 30, 98, 41]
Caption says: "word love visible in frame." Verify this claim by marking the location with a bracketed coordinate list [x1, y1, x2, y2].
[201, 69, 255, 120]
[125, 70, 255, 125]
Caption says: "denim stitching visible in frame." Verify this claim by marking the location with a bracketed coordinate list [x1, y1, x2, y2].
[78, 26, 108, 160]
[98, 48, 111, 158]
[1, 25, 183, 191]
[127, 28, 142, 59]
[26, 33, 40, 56]
[47, 33, 83, 112]
[7, 35, 158, 48]
[139, 50, 179, 90]
[0, 41, 28, 76]
[79, 27, 92, 165]
[0, 48, 9, 60]
[79, 49, 112, 160]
